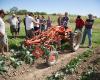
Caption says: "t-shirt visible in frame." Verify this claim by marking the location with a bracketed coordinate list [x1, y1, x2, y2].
[85, 19, 94, 29]
[61, 16, 69, 26]
[75, 19, 84, 28]
[25, 16, 36, 30]
[36, 18, 40, 27]
[0, 17, 5, 35]
[9, 17, 18, 26]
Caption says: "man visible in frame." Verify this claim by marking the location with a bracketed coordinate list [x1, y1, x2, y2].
[61, 12, 69, 29]
[57, 14, 62, 26]
[23, 13, 28, 36]
[25, 12, 39, 38]
[17, 16, 21, 36]
[8, 14, 18, 38]
[0, 10, 8, 55]
[81, 14, 94, 48]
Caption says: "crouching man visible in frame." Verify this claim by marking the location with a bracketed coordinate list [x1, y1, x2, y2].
[0, 10, 8, 55]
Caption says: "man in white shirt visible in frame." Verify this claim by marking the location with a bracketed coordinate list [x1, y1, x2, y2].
[0, 10, 8, 54]
[8, 14, 18, 38]
[25, 12, 39, 38]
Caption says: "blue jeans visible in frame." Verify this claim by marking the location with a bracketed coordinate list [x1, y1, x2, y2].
[81, 28, 92, 46]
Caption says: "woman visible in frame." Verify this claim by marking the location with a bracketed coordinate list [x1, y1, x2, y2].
[47, 16, 52, 29]
[40, 16, 46, 32]
[75, 15, 84, 31]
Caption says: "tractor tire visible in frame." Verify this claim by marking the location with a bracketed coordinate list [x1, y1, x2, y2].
[46, 51, 58, 66]
[71, 30, 82, 51]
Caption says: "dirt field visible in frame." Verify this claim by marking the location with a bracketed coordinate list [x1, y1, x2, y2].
[0, 48, 86, 80]
[64, 47, 100, 80]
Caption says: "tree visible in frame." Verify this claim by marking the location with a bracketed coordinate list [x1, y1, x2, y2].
[17, 10, 27, 15]
[10, 7, 18, 14]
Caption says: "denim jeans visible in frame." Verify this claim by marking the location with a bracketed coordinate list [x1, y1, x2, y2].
[81, 28, 92, 46]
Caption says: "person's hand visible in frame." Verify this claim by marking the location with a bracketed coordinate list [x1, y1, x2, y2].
[0, 33, 4, 38]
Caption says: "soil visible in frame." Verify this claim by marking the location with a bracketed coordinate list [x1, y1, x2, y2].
[64, 47, 100, 80]
[0, 48, 86, 80]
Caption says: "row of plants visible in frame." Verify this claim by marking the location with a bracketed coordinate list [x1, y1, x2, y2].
[46, 49, 93, 80]
[0, 44, 57, 75]
[80, 69, 96, 80]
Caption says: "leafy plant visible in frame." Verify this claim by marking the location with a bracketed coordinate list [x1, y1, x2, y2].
[0, 56, 7, 75]
[47, 49, 93, 80]
[10, 57, 22, 69]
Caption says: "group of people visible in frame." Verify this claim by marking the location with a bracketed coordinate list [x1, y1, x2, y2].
[7, 14, 21, 38]
[57, 12, 94, 48]
[0, 9, 94, 55]
[23, 13, 52, 38]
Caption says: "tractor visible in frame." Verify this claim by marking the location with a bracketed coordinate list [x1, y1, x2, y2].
[22, 26, 82, 66]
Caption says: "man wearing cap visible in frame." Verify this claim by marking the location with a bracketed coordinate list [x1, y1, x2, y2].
[81, 14, 94, 48]
[8, 14, 18, 38]
[0, 10, 8, 54]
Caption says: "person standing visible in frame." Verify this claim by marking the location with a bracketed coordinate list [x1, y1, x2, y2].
[75, 15, 84, 31]
[0, 10, 8, 55]
[81, 14, 94, 48]
[57, 14, 62, 26]
[47, 16, 52, 29]
[34, 16, 40, 31]
[25, 12, 39, 38]
[61, 12, 69, 29]
[8, 14, 18, 38]
[40, 16, 46, 32]
[23, 13, 28, 36]
[17, 16, 21, 36]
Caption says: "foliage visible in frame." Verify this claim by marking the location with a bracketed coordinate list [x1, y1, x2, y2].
[47, 49, 93, 80]
[0, 56, 7, 75]
[10, 57, 22, 69]
[10, 6, 18, 14]
[10, 46, 35, 65]
[17, 10, 28, 15]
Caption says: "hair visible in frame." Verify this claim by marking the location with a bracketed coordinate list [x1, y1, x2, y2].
[0, 10, 5, 15]
[29, 12, 34, 16]
[77, 15, 81, 18]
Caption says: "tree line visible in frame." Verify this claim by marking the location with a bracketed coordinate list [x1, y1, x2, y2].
[7, 7, 48, 15]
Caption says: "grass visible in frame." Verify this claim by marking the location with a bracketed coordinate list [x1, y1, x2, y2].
[4, 15, 100, 49]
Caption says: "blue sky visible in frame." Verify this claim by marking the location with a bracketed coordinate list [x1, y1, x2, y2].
[0, 0, 100, 17]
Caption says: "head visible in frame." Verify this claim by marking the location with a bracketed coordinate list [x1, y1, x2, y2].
[34, 16, 37, 19]
[12, 14, 16, 18]
[17, 16, 20, 19]
[0, 10, 6, 18]
[42, 16, 44, 19]
[58, 14, 62, 18]
[28, 12, 34, 17]
[88, 14, 93, 19]
[65, 12, 68, 17]
[37, 15, 40, 19]
[48, 16, 50, 20]
[77, 15, 81, 19]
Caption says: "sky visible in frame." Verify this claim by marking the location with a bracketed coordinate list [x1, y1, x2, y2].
[0, 0, 100, 17]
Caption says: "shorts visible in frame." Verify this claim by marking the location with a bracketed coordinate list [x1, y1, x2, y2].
[0, 34, 8, 47]
[34, 26, 40, 31]
[10, 25, 18, 33]
[26, 28, 34, 38]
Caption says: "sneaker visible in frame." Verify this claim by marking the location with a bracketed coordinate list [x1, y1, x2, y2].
[88, 45, 92, 48]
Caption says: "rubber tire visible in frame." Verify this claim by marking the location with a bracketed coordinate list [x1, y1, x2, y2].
[46, 51, 58, 66]
[71, 30, 82, 51]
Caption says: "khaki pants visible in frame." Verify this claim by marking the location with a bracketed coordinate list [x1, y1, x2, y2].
[0, 34, 9, 52]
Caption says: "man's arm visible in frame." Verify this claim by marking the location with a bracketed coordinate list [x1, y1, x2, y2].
[0, 32, 4, 37]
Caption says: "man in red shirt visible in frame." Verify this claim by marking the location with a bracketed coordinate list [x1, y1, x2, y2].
[75, 15, 84, 31]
